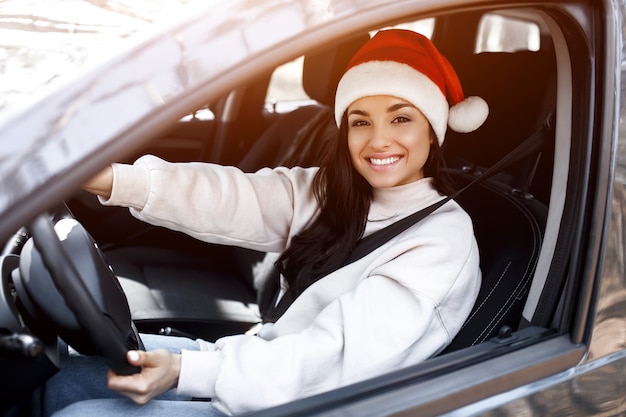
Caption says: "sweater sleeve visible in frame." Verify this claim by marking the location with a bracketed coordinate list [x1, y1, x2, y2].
[100, 155, 319, 252]
[176, 205, 481, 416]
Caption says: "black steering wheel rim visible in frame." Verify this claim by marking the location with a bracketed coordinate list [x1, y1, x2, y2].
[23, 208, 141, 375]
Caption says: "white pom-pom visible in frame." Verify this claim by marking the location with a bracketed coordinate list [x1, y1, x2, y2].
[448, 96, 489, 133]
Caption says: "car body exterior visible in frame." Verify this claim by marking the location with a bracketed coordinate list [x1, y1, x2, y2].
[1, 0, 626, 415]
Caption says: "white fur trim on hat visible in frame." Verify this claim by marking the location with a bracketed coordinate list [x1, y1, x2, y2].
[335, 60, 449, 145]
[448, 96, 489, 133]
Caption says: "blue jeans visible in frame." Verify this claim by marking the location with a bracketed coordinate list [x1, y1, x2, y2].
[43, 334, 226, 417]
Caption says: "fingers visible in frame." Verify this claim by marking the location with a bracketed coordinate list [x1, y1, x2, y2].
[107, 350, 181, 405]
[126, 350, 143, 365]
[82, 166, 113, 198]
[107, 369, 153, 405]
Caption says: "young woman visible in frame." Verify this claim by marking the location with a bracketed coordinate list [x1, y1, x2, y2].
[43, 29, 488, 416]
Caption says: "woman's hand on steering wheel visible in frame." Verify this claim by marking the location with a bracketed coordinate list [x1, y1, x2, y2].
[107, 350, 182, 405]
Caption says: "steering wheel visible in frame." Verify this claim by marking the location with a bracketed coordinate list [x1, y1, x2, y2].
[13, 205, 142, 375]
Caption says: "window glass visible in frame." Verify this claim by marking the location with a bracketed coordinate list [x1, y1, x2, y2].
[180, 105, 214, 121]
[265, 56, 308, 113]
[476, 13, 540, 53]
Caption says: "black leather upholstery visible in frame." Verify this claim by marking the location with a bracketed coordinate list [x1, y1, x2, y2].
[441, 172, 547, 353]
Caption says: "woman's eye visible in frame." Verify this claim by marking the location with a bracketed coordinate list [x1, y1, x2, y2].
[350, 119, 369, 127]
[392, 116, 411, 124]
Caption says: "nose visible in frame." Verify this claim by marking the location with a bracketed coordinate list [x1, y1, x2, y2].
[368, 124, 392, 150]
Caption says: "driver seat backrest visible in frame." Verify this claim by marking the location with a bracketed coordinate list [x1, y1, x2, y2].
[439, 49, 555, 353]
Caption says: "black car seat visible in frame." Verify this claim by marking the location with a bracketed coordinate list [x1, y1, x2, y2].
[440, 48, 556, 352]
[106, 33, 370, 340]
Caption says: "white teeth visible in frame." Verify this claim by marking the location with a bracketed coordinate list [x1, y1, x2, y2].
[369, 157, 400, 166]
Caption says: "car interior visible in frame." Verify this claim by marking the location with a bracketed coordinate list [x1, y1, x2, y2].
[62, 7, 563, 353]
[1, 5, 584, 413]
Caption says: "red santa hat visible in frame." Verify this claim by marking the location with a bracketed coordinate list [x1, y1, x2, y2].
[334, 29, 488, 145]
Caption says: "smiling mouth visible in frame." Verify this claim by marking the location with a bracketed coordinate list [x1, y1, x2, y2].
[369, 156, 401, 166]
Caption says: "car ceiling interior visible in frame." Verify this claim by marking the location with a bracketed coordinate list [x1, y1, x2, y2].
[66, 7, 564, 353]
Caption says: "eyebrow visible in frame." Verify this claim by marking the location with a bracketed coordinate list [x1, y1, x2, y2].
[388, 102, 416, 112]
[347, 102, 417, 117]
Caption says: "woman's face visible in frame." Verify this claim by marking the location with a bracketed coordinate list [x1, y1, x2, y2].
[347, 95, 433, 189]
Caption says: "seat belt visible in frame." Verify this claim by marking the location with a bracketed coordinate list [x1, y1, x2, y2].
[262, 121, 551, 322]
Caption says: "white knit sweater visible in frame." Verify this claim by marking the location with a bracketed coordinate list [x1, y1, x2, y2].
[103, 155, 481, 415]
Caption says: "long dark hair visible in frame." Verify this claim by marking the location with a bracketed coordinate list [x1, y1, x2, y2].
[275, 113, 453, 298]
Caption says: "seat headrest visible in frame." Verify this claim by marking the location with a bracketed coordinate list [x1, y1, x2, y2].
[445, 50, 557, 168]
[302, 33, 371, 107]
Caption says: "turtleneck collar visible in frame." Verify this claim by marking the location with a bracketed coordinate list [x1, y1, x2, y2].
[369, 177, 443, 221]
